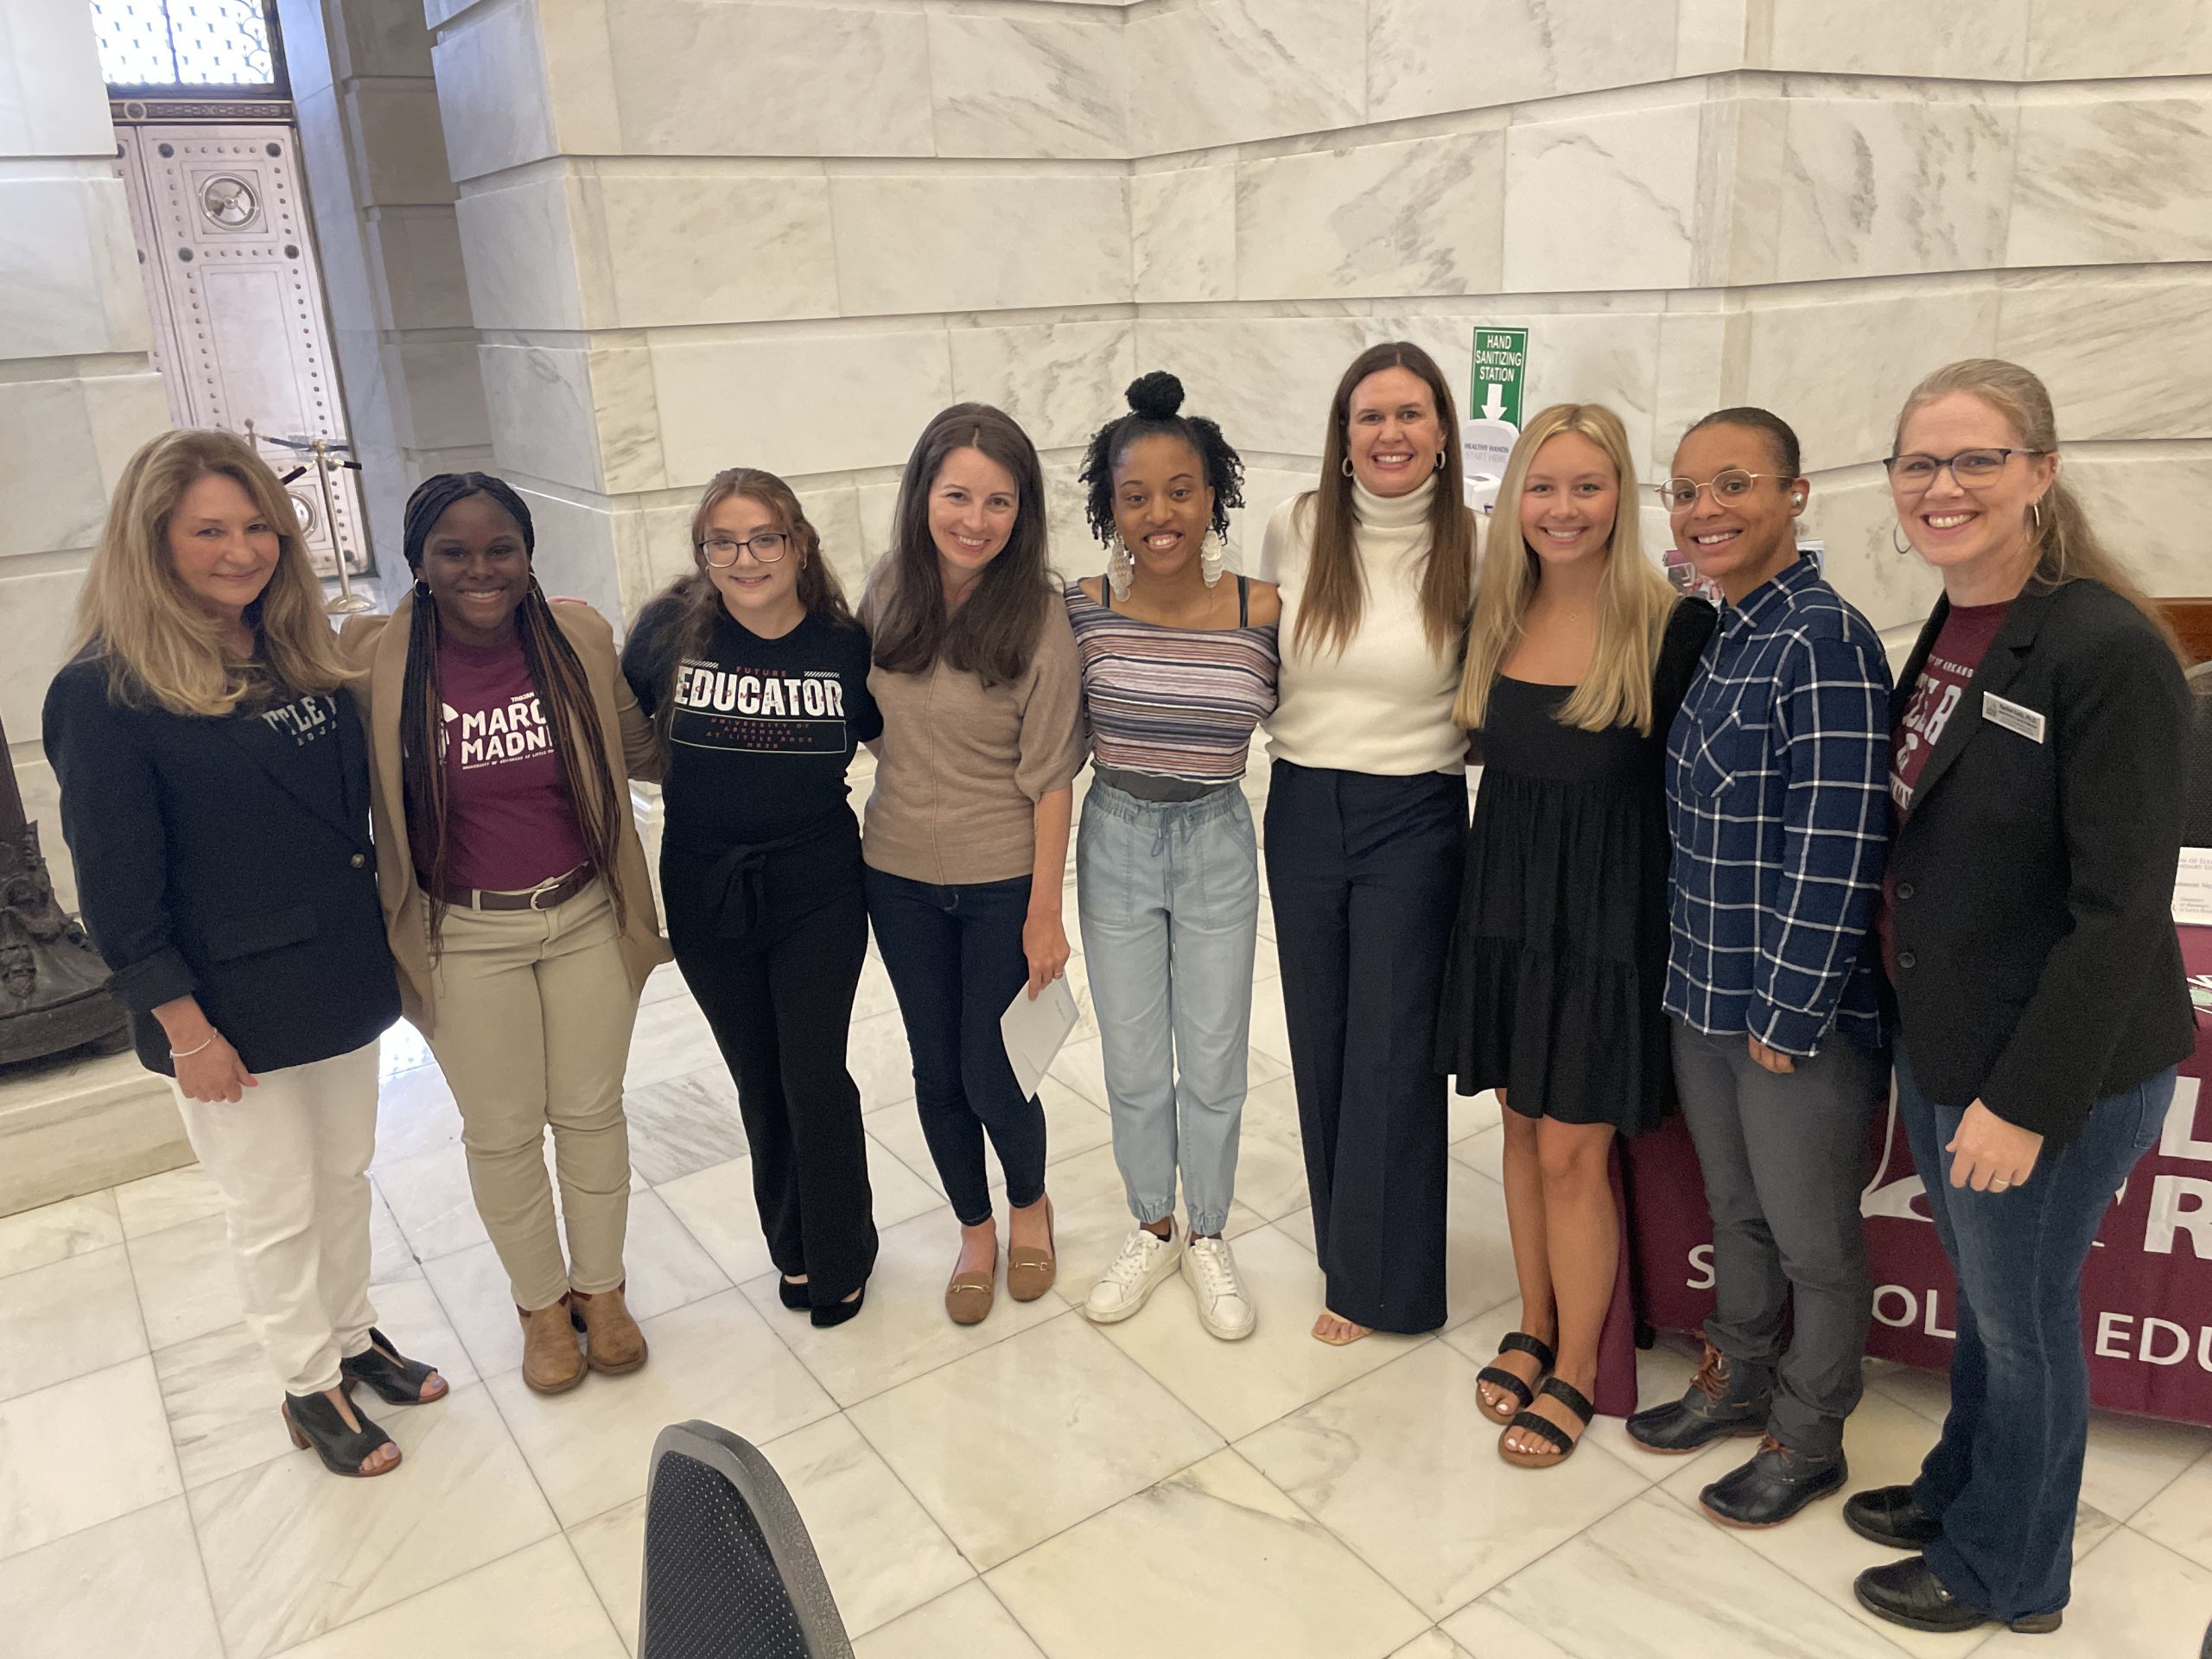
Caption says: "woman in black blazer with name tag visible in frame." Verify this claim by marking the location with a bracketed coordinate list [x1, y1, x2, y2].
[1845, 362, 2193, 1639]
[43, 429, 444, 1481]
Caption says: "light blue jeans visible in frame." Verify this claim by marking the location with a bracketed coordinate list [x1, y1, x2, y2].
[1077, 779, 1260, 1236]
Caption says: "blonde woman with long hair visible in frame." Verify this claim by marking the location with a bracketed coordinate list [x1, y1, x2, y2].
[1435, 404, 1713, 1467]
[42, 429, 444, 1479]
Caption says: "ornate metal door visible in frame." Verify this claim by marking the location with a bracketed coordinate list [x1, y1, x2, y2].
[114, 122, 369, 577]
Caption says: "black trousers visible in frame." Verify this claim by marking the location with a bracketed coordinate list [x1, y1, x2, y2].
[664, 811, 876, 1307]
[864, 868, 1046, 1226]
[1264, 761, 1466, 1332]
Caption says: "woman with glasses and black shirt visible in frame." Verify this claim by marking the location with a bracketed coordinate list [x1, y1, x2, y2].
[623, 471, 884, 1327]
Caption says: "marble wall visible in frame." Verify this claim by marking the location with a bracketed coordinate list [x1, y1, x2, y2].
[416, 0, 2212, 645]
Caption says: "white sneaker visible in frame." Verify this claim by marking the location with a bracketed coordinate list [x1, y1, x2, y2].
[1183, 1234, 1256, 1340]
[1084, 1226, 1183, 1324]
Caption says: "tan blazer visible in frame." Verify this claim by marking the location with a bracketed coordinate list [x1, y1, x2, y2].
[339, 593, 670, 1035]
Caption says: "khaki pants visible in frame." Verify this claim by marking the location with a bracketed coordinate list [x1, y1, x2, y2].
[170, 1040, 380, 1395]
[429, 880, 639, 1310]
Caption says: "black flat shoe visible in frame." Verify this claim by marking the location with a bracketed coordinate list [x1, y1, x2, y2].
[340, 1327, 447, 1405]
[1700, 1436, 1846, 1528]
[810, 1284, 866, 1329]
[282, 1389, 398, 1478]
[1845, 1484, 1942, 1550]
[1625, 1340, 1772, 1453]
[1476, 1331, 1555, 1426]
[778, 1277, 810, 1312]
[1854, 1555, 2063, 1635]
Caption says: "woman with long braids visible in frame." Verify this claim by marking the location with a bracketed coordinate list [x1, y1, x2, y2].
[341, 473, 668, 1395]
[622, 469, 883, 1327]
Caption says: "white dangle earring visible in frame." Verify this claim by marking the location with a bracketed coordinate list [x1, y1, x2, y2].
[1199, 529, 1227, 588]
[1109, 536, 1135, 600]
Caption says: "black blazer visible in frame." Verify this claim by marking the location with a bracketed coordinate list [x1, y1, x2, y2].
[1885, 579, 2194, 1142]
[42, 652, 400, 1077]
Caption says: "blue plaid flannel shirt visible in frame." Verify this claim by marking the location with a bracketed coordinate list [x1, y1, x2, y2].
[1663, 556, 1891, 1056]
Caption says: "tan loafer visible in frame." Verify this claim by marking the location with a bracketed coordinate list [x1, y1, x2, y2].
[571, 1281, 648, 1375]
[946, 1244, 996, 1326]
[518, 1296, 587, 1394]
[1006, 1198, 1056, 1302]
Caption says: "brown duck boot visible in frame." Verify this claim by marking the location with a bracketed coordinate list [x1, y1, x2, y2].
[518, 1296, 587, 1395]
[572, 1281, 648, 1375]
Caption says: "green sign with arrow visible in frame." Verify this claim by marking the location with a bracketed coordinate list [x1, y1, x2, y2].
[1470, 327, 1529, 428]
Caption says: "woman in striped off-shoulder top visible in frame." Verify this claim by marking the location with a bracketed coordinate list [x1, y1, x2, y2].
[1065, 372, 1281, 1341]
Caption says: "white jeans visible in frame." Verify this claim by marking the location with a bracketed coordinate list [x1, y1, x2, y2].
[169, 1039, 381, 1395]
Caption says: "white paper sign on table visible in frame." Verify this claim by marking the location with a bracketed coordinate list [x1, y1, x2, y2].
[1001, 976, 1078, 1101]
[2177, 847, 2212, 927]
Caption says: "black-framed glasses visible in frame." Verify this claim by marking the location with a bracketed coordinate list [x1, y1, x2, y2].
[698, 531, 789, 567]
[1653, 469, 1787, 511]
[1883, 448, 2044, 493]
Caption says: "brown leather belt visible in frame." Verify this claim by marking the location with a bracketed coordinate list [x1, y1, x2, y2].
[438, 864, 594, 912]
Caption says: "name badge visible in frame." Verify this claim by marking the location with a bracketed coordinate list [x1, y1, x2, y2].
[1982, 693, 2046, 745]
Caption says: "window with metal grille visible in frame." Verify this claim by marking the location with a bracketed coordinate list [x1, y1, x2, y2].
[93, 0, 287, 96]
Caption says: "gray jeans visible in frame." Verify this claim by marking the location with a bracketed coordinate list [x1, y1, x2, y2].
[1672, 1020, 1884, 1457]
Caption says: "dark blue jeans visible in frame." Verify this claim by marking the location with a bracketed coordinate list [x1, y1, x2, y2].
[1897, 1040, 2175, 1620]
[864, 868, 1046, 1226]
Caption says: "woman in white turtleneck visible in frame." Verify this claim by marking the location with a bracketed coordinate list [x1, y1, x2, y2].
[1259, 341, 1476, 1344]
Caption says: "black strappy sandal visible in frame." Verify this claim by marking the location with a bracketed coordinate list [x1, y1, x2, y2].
[339, 1327, 447, 1405]
[283, 1389, 400, 1478]
[1499, 1376, 1595, 1468]
[1476, 1332, 1556, 1426]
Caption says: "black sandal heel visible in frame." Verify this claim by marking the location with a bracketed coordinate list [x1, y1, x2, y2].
[1477, 1332, 1556, 1426]
[1499, 1376, 1595, 1468]
[339, 1327, 447, 1405]
[283, 1389, 399, 1478]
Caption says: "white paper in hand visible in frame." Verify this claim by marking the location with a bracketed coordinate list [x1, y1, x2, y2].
[1001, 976, 1078, 1101]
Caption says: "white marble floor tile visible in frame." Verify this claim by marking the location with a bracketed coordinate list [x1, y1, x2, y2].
[419, 1239, 534, 1380]
[188, 1382, 558, 1659]
[1237, 1342, 1647, 1618]
[486, 1289, 835, 1527]
[638, 958, 690, 1006]
[849, 1313, 1224, 1570]
[613, 1187, 735, 1318]
[563, 1496, 648, 1656]
[1089, 1222, 1424, 1440]
[863, 1100, 947, 1197]
[1440, 1166, 1525, 1331]
[656, 1132, 941, 1288]
[2128, 1447, 2212, 1570]
[0, 1243, 146, 1401]
[271, 1534, 625, 1659]
[849, 1008, 919, 1110]
[114, 1161, 225, 1238]
[0, 1495, 221, 1659]
[1389, 1633, 1476, 1659]
[1236, 1073, 1328, 1221]
[1449, 1488, 1920, 1659]
[987, 1447, 1429, 1658]
[0, 1356, 181, 1560]
[0, 1190, 121, 1279]
[153, 1320, 294, 1490]
[1450, 1123, 1504, 1185]
[1974, 1525, 2212, 1657]
[1275, 1203, 1316, 1255]
[853, 1579, 1045, 1659]
[1247, 971, 1296, 1068]
[369, 1060, 462, 1172]
[373, 1143, 499, 1262]
[622, 995, 724, 1093]
[621, 1065, 753, 1185]
[2075, 1408, 2212, 1523]
[128, 1212, 243, 1350]
[1449, 1087, 1504, 1143]
[366, 1180, 423, 1286]
[736, 1209, 1070, 1408]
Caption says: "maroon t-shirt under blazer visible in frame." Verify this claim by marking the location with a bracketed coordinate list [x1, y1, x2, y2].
[432, 632, 591, 893]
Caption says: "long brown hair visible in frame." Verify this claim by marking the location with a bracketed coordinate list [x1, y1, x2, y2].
[639, 467, 855, 751]
[397, 473, 626, 948]
[73, 428, 349, 715]
[1456, 404, 1679, 735]
[1893, 359, 2182, 658]
[1294, 340, 1475, 659]
[869, 403, 1052, 688]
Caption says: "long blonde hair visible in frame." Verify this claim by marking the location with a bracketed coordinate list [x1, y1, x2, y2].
[71, 429, 348, 715]
[1296, 341, 1475, 659]
[1893, 359, 2182, 658]
[1455, 403, 1677, 735]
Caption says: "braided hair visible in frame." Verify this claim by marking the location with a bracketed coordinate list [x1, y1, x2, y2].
[397, 472, 627, 950]
[1077, 372, 1246, 546]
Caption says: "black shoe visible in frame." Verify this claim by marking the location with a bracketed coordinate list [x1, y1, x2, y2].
[1700, 1436, 1846, 1528]
[1845, 1484, 1942, 1550]
[339, 1327, 447, 1405]
[1624, 1340, 1772, 1453]
[1854, 1555, 2063, 1635]
[778, 1277, 810, 1312]
[282, 1389, 398, 1478]
[810, 1283, 866, 1329]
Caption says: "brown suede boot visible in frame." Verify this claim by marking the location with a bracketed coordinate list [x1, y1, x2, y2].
[572, 1282, 648, 1376]
[518, 1296, 588, 1394]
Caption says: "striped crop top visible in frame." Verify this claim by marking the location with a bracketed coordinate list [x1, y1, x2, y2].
[1064, 577, 1281, 787]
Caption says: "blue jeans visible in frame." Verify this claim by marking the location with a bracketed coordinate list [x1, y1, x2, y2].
[1896, 1040, 2176, 1620]
[1077, 780, 1260, 1236]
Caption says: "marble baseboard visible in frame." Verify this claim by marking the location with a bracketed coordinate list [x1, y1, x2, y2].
[0, 1047, 188, 1219]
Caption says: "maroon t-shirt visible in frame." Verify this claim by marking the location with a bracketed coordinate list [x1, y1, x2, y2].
[1879, 599, 2011, 973]
[430, 633, 590, 893]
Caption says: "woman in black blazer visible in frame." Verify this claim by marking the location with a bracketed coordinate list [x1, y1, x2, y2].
[42, 429, 444, 1479]
[1847, 361, 2193, 1637]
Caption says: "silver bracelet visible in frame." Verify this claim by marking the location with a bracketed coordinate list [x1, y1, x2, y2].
[169, 1033, 217, 1059]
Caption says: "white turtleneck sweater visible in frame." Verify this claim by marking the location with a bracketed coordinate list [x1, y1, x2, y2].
[1258, 475, 1469, 775]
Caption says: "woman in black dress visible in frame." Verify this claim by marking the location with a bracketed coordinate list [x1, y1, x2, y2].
[1437, 403, 1714, 1467]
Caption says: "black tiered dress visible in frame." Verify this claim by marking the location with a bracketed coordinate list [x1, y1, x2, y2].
[1435, 600, 1716, 1135]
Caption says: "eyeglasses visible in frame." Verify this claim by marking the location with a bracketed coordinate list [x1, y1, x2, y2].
[1882, 448, 2044, 493]
[698, 531, 789, 567]
[1653, 470, 1788, 511]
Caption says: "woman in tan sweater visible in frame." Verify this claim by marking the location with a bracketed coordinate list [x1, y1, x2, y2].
[861, 404, 1084, 1325]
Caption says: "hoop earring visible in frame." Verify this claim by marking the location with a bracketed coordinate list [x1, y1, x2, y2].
[1891, 526, 1915, 557]
[1340, 456, 1354, 478]
[1199, 531, 1226, 588]
[2028, 499, 2044, 534]
[412, 577, 432, 600]
[1432, 452, 1446, 473]
[1108, 537, 1135, 600]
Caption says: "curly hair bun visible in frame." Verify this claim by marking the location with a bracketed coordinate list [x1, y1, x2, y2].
[1125, 371, 1185, 421]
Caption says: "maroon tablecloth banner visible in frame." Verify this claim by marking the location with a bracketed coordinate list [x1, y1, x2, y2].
[1624, 925, 2212, 1427]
